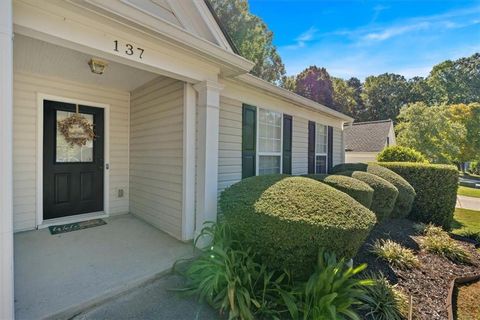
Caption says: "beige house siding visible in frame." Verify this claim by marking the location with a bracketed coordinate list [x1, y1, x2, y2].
[130, 77, 184, 239]
[217, 96, 242, 194]
[345, 152, 378, 163]
[217, 95, 346, 196]
[292, 116, 309, 175]
[12, 72, 130, 232]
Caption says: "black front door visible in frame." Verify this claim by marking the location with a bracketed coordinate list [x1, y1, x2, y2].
[43, 100, 104, 220]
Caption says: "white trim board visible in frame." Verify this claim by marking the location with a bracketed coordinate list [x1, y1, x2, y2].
[36, 93, 110, 228]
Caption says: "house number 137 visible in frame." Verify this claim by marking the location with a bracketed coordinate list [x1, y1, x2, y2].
[113, 40, 144, 59]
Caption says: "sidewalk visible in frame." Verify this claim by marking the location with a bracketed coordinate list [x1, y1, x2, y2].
[456, 195, 480, 211]
[72, 274, 218, 320]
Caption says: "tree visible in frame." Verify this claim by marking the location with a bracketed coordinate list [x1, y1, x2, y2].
[395, 102, 480, 165]
[210, 0, 286, 83]
[294, 66, 334, 108]
[407, 76, 431, 104]
[331, 78, 356, 116]
[362, 73, 410, 121]
[447, 103, 480, 166]
[427, 53, 480, 105]
[346, 77, 367, 120]
[280, 75, 296, 92]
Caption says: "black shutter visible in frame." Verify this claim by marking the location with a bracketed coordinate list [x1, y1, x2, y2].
[327, 126, 334, 173]
[242, 104, 256, 178]
[308, 121, 316, 174]
[282, 114, 292, 174]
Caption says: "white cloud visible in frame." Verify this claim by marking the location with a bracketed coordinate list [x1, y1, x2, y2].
[363, 22, 430, 41]
[283, 26, 318, 49]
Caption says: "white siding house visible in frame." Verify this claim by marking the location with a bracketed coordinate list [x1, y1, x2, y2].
[0, 0, 354, 318]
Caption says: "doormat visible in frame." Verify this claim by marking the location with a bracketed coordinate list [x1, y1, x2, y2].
[48, 219, 107, 235]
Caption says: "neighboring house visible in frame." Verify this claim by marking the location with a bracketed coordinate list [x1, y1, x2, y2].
[0, 0, 353, 318]
[344, 119, 396, 163]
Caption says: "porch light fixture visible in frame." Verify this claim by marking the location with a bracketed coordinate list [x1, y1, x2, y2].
[88, 58, 108, 75]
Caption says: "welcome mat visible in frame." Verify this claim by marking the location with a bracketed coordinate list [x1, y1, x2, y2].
[48, 219, 107, 235]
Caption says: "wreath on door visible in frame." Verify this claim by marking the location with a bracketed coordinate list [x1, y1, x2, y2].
[57, 105, 96, 147]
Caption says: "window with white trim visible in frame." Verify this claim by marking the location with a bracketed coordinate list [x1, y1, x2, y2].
[315, 123, 328, 174]
[257, 108, 282, 175]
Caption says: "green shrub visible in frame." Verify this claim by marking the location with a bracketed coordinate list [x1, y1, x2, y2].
[377, 162, 458, 228]
[304, 174, 374, 208]
[332, 163, 416, 218]
[339, 171, 398, 221]
[296, 251, 372, 320]
[371, 239, 420, 269]
[377, 146, 428, 163]
[361, 272, 408, 320]
[220, 175, 377, 278]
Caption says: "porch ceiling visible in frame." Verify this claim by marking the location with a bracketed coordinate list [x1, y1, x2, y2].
[14, 34, 161, 91]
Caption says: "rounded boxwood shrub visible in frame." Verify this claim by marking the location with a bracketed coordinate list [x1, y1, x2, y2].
[377, 146, 428, 163]
[304, 174, 374, 208]
[332, 163, 416, 218]
[220, 175, 376, 278]
[377, 162, 458, 229]
[339, 171, 398, 221]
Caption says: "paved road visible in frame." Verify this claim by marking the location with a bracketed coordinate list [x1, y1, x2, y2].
[457, 195, 480, 211]
[73, 274, 218, 320]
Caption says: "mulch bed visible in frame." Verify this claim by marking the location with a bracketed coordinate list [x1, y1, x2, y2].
[354, 219, 480, 320]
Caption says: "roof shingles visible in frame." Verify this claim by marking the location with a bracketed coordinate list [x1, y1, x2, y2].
[344, 120, 393, 152]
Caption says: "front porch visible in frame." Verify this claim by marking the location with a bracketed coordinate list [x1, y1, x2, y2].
[14, 214, 193, 319]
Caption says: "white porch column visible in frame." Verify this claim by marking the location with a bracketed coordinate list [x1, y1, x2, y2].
[0, 0, 14, 319]
[181, 83, 196, 241]
[193, 81, 224, 235]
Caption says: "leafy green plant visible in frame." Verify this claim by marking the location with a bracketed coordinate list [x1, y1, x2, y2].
[179, 222, 296, 320]
[361, 272, 408, 320]
[420, 230, 471, 264]
[371, 239, 420, 269]
[338, 171, 399, 221]
[332, 163, 416, 219]
[304, 174, 374, 208]
[296, 251, 373, 320]
[220, 175, 376, 278]
[377, 146, 428, 163]
[377, 162, 458, 228]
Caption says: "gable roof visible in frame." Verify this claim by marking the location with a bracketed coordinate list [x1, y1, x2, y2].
[203, 0, 239, 54]
[344, 119, 393, 152]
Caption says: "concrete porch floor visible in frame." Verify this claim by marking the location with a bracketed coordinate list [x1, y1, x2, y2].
[14, 214, 194, 320]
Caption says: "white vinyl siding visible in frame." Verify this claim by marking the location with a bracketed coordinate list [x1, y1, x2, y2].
[292, 117, 308, 175]
[217, 96, 242, 194]
[13, 72, 130, 231]
[130, 77, 184, 239]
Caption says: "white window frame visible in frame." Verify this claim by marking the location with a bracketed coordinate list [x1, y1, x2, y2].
[256, 108, 283, 175]
[315, 122, 328, 174]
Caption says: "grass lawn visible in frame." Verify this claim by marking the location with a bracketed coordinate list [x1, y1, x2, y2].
[458, 186, 480, 198]
[452, 208, 480, 241]
[455, 280, 480, 320]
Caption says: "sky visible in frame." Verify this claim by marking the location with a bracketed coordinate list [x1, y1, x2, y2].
[248, 0, 480, 80]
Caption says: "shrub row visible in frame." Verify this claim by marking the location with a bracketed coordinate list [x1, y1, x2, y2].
[339, 171, 398, 221]
[332, 163, 416, 218]
[304, 174, 374, 208]
[220, 175, 377, 278]
[377, 162, 458, 229]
